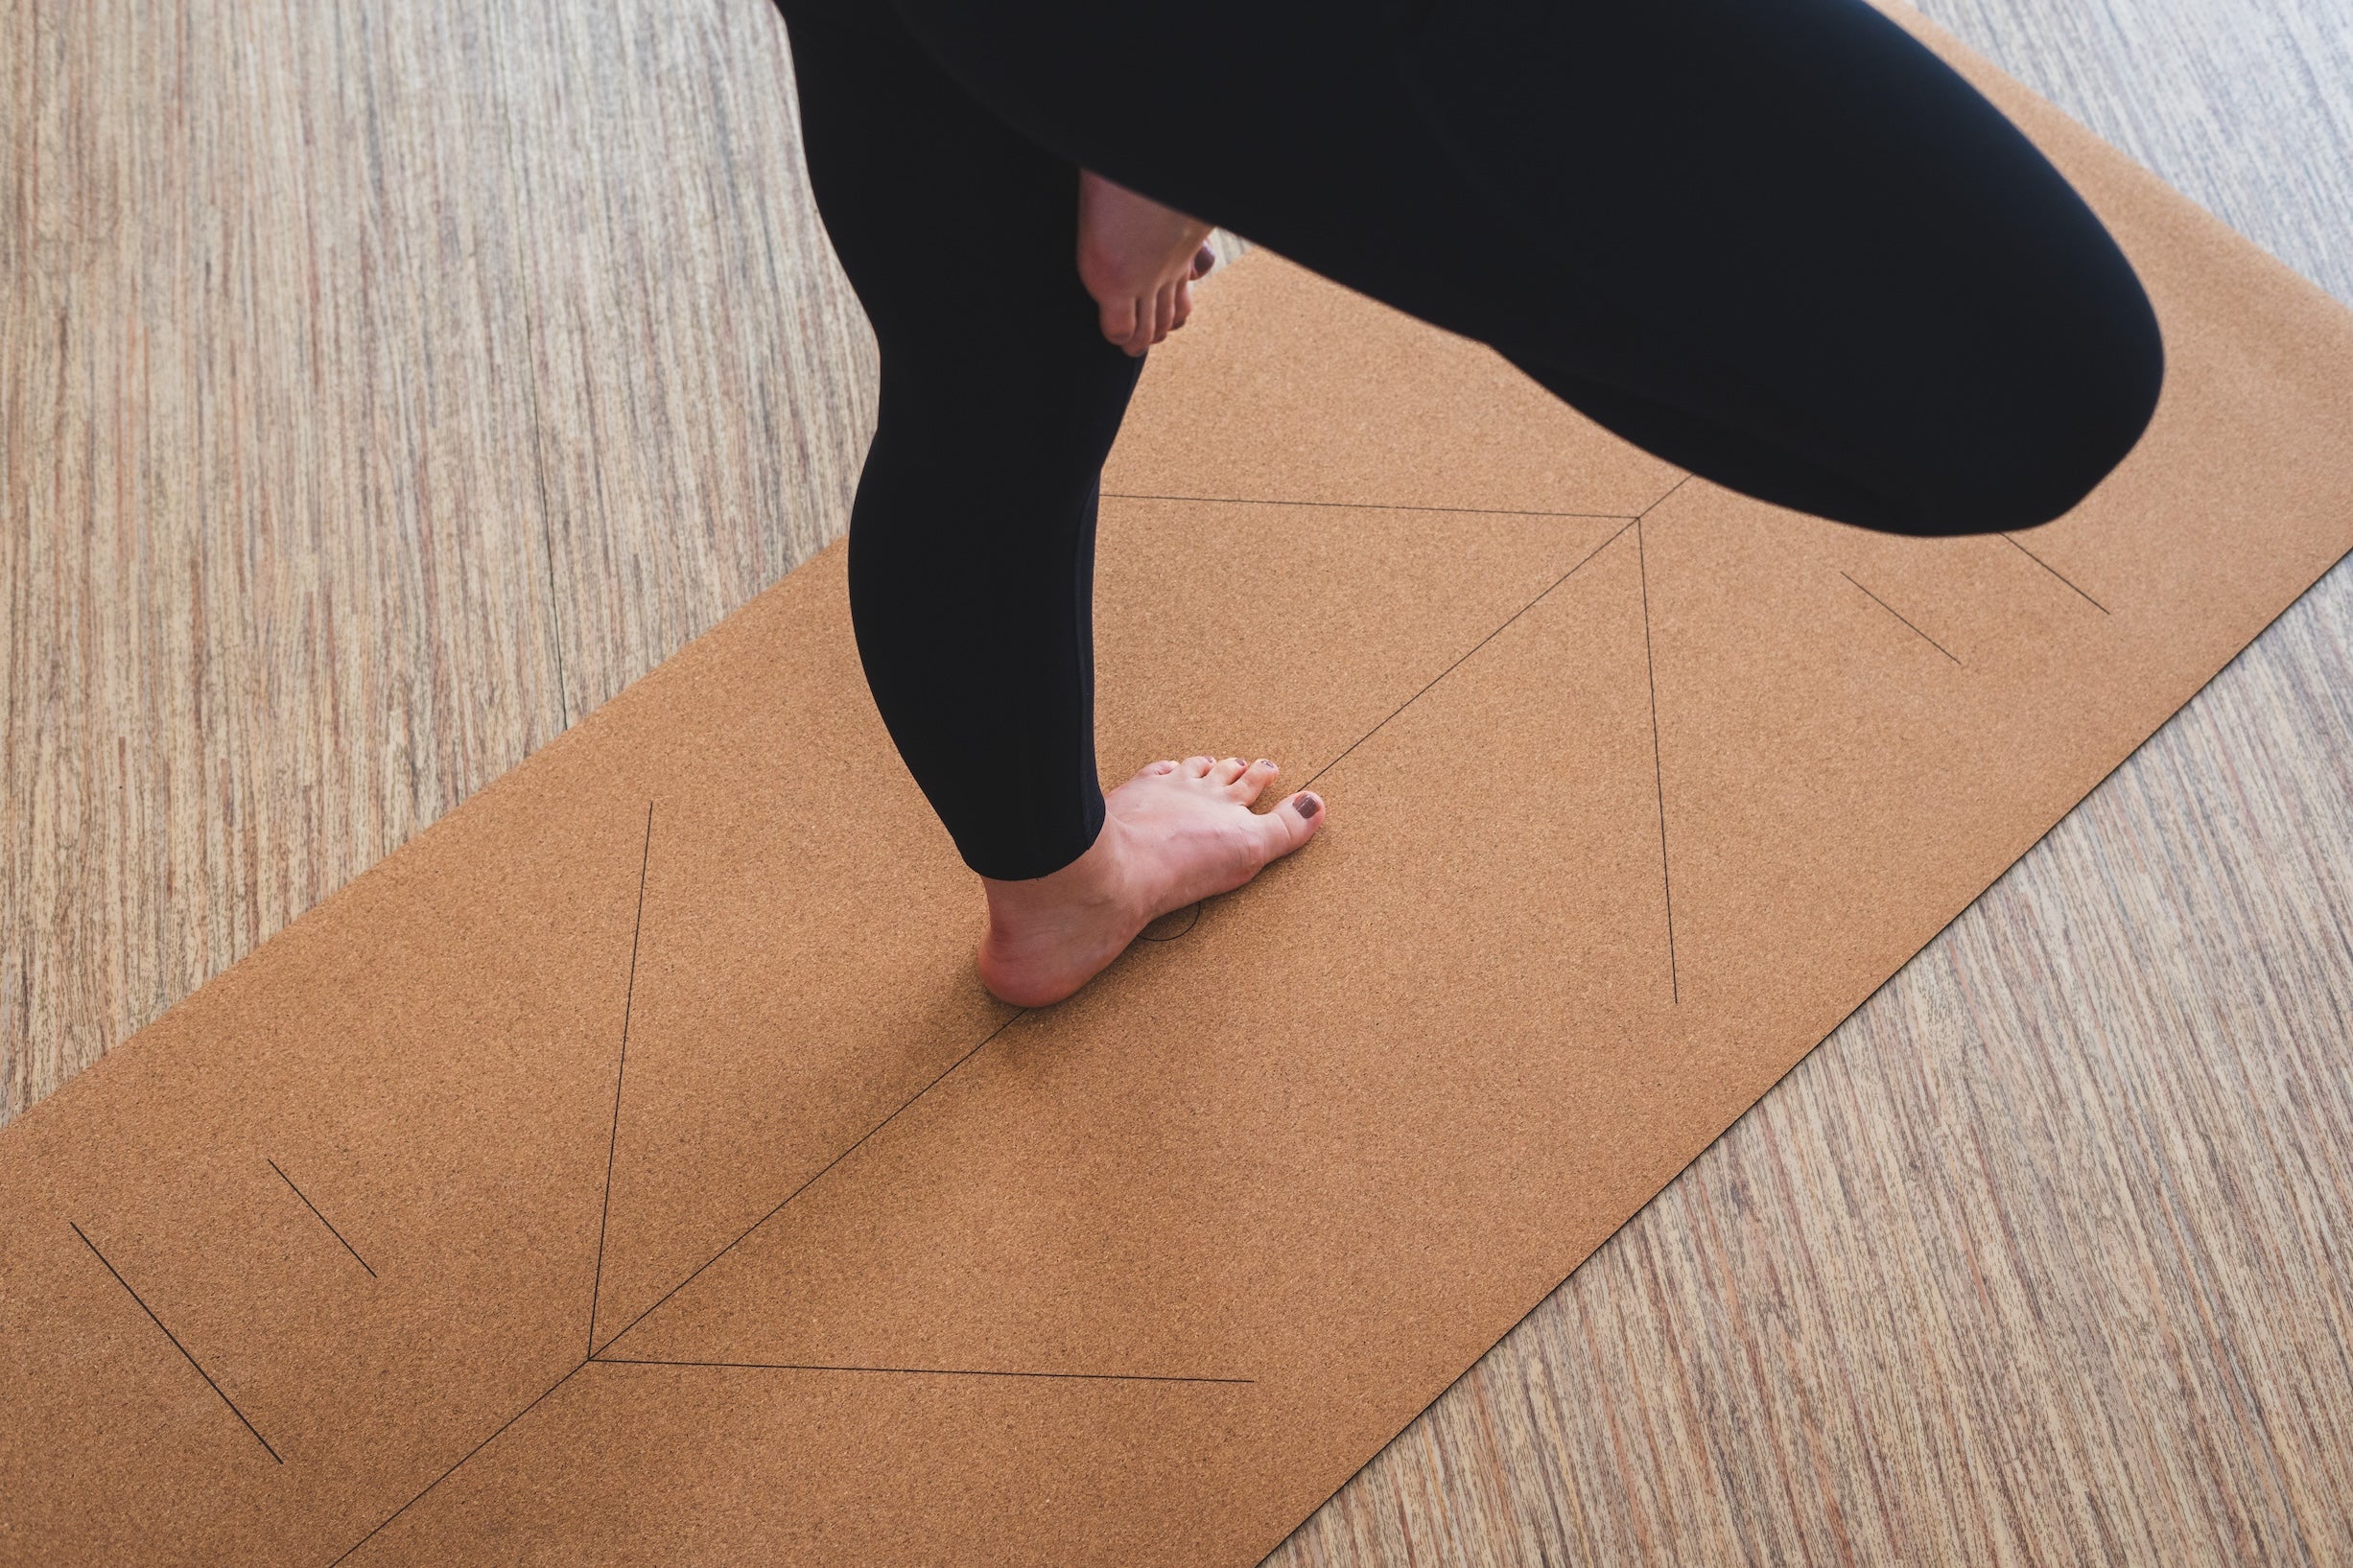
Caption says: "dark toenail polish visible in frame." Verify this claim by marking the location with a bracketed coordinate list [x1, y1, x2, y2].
[1294, 792, 1322, 819]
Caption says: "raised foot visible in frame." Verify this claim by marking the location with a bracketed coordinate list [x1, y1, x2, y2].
[976, 756, 1326, 1008]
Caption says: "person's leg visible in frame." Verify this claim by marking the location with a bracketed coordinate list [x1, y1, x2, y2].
[882, 0, 2162, 538]
[780, 0, 1133, 879]
[1405, 0, 2167, 536]
[782, 0, 2162, 1006]
[779, 0, 1323, 1004]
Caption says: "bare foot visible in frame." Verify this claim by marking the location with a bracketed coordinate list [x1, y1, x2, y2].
[976, 757, 1326, 1007]
[1076, 169, 1217, 356]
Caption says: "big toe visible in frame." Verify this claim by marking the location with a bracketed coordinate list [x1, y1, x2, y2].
[1258, 789, 1326, 860]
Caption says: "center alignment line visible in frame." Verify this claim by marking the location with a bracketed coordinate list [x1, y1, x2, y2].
[324, 1363, 585, 1566]
[70, 1222, 282, 1464]
[1300, 476, 1694, 795]
[1303, 517, 1640, 793]
[590, 1007, 1029, 1359]
[588, 801, 657, 1360]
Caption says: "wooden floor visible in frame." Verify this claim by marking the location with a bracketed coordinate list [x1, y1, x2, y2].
[5, 0, 2349, 1561]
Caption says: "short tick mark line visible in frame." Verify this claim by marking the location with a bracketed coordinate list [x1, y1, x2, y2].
[595, 1357, 1253, 1386]
[1999, 532, 2111, 614]
[269, 1158, 376, 1277]
[1635, 518, 1682, 1005]
[1101, 490, 1638, 524]
[589, 801, 657, 1360]
[1841, 572, 1964, 665]
[70, 1221, 283, 1464]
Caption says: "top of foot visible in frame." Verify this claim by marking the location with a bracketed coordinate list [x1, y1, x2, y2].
[976, 755, 1325, 1008]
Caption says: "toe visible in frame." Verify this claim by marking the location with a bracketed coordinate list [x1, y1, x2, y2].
[1255, 789, 1327, 860]
[1236, 758, 1281, 804]
[1210, 756, 1247, 785]
[1141, 760, 1179, 777]
[1183, 755, 1215, 778]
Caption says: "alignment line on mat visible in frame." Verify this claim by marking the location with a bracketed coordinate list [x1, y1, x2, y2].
[268, 1158, 377, 1277]
[1999, 531, 2112, 614]
[69, 1222, 283, 1463]
[595, 1357, 1255, 1386]
[1102, 490, 1637, 522]
[1301, 474, 1694, 794]
[1303, 517, 1640, 793]
[592, 1007, 1029, 1357]
[588, 801, 658, 1359]
[1635, 517, 1682, 1005]
[1840, 572, 1964, 665]
[324, 1363, 585, 1566]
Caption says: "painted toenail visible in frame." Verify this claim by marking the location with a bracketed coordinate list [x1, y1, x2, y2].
[1294, 792, 1322, 819]
[1257, 760, 1276, 771]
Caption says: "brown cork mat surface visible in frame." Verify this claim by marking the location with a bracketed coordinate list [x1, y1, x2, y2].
[6, 8, 2353, 1563]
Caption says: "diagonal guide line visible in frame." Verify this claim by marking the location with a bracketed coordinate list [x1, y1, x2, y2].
[588, 801, 658, 1359]
[70, 1221, 283, 1463]
[591, 1007, 1030, 1358]
[1303, 518, 1639, 792]
[1302, 474, 1692, 795]
[595, 1357, 1254, 1386]
[1999, 531, 2111, 614]
[1635, 518, 1682, 1005]
[1634, 470, 1695, 517]
[324, 1364, 585, 1566]
[269, 1158, 377, 1277]
[1841, 572, 1964, 665]
[1101, 489, 1639, 523]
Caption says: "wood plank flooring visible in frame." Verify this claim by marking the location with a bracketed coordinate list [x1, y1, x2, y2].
[2, 0, 872, 1121]
[6, 0, 2349, 1560]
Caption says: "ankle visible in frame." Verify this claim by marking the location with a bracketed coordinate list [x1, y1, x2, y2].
[982, 818, 1135, 928]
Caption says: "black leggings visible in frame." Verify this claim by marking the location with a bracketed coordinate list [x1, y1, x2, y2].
[777, 0, 2162, 879]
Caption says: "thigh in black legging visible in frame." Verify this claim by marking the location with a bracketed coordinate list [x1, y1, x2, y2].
[779, 0, 1142, 880]
[884, 0, 2161, 537]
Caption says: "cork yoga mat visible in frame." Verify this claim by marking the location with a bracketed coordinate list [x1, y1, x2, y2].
[7, 10, 2353, 1564]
